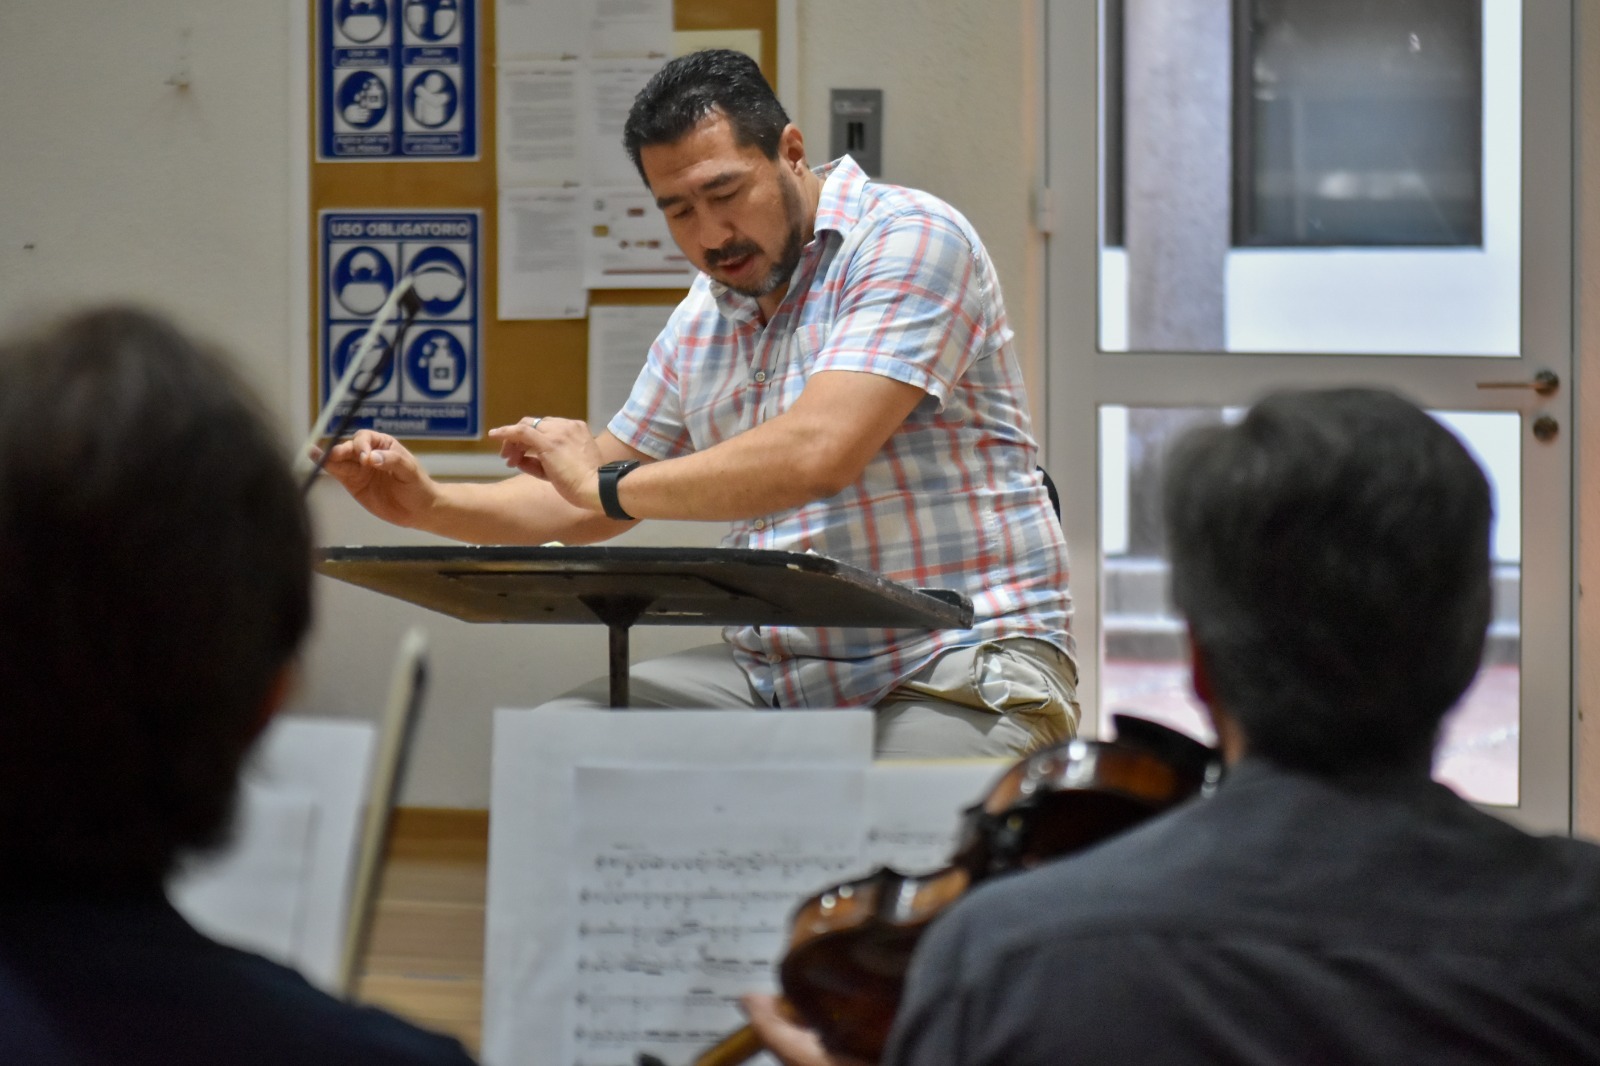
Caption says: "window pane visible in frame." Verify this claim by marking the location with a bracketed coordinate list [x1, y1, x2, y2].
[1099, 404, 1520, 805]
[1239, 0, 1482, 247]
[1099, 0, 1521, 355]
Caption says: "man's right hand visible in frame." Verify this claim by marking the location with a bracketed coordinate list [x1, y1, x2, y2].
[318, 429, 438, 527]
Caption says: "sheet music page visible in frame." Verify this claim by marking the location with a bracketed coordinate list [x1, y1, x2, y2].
[169, 785, 318, 967]
[569, 764, 866, 1066]
[483, 708, 874, 1066]
[587, 304, 673, 429]
[862, 761, 1009, 872]
[170, 718, 374, 990]
[248, 718, 376, 989]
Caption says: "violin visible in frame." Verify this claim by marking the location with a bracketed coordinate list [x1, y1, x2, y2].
[684, 715, 1219, 1065]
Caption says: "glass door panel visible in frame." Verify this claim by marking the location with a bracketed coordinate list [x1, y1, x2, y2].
[1098, 0, 1522, 355]
[1047, 0, 1572, 829]
[1098, 405, 1522, 806]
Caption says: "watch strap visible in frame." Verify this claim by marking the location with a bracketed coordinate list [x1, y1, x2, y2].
[598, 460, 640, 521]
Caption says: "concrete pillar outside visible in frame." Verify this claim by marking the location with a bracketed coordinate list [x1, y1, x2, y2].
[1123, 0, 1232, 351]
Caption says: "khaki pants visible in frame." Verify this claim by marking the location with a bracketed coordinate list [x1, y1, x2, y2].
[537, 639, 1079, 760]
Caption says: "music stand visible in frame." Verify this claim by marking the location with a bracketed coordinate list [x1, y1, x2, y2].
[316, 546, 975, 707]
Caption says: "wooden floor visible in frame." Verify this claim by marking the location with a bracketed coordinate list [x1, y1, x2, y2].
[356, 808, 491, 1054]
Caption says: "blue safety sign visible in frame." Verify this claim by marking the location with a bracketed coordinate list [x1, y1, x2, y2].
[318, 0, 478, 160]
[320, 211, 481, 438]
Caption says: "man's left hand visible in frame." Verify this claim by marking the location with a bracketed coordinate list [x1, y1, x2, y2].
[488, 416, 606, 513]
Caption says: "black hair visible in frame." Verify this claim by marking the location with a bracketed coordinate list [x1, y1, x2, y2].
[622, 49, 790, 184]
[0, 306, 313, 893]
[1163, 388, 1492, 775]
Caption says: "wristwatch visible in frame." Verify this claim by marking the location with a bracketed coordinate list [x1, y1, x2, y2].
[597, 459, 641, 521]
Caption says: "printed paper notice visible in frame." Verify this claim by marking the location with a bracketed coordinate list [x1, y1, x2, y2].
[499, 189, 587, 320]
[587, 304, 673, 429]
[588, 59, 668, 187]
[590, 0, 672, 58]
[586, 189, 694, 288]
[497, 61, 583, 187]
[497, 0, 583, 61]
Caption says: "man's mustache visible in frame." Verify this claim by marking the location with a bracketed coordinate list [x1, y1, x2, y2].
[704, 241, 762, 268]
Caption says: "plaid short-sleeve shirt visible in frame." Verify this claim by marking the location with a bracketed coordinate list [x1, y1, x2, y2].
[609, 157, 1074, 709]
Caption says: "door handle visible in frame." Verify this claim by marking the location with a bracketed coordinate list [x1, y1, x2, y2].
[1476, 369, 1559, 396]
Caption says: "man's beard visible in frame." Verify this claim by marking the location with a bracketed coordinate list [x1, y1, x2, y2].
[708, 176, 806, 299]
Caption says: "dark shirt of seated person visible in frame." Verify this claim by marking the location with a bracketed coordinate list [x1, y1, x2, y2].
[0, 308, 477, 1066]
[745, 388, 1600, 1066]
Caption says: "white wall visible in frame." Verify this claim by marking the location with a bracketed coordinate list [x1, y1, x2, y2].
[794, 0, 1045, 420]
[0, 2, 300, 413]
[0, 0, 1042, 808]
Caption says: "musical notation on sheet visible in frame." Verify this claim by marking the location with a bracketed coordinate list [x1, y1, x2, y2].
[568, 764, 866, 1066]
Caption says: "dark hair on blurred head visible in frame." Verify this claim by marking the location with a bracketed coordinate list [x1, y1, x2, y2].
[622, 49, 790, 184]
[0, 306, 313, 893]
[1163, 388, 1492, 775]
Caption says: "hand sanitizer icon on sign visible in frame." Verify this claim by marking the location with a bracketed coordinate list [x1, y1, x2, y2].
[423, 338, 458, 391]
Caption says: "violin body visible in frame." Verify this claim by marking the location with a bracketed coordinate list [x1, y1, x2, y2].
[779, 864, 970, 1060]
[776, 716, 1217, 1061]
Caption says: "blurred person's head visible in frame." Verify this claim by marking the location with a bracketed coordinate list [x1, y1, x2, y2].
[1164, 388, 1492, 775]
[0, 306, 312, 893]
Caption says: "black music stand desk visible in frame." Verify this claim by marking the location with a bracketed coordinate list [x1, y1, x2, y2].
[316, 546, 975, 707]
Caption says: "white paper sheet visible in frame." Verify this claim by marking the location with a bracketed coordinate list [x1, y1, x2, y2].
[497, 0, 585, 61]
[673, 28, 763, 63]
[499, 188, 588, 320]
[589, 0, 673, 58]
[168, 718, 375, 990]
[170, 786, 319, 966]
[586, 303, 673, 428]
[497, 61, 585, 188]
[585, 188, 694, 289]
[587, 59, 669, 187]
[862, 761, 1009, 873]
[570, 764, 866, 1066]
[483, 708, 874, 1066]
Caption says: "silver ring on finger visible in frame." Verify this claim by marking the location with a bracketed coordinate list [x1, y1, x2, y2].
[531, 416, 545, 430]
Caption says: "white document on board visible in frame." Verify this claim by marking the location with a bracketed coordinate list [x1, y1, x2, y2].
[589, 0, 673, 58]
[585, 188, 695, 289]
[587, 58, 670, 187]
[498, 188, 588, 320]
[496, 0, 585, 61]
[497, 61, 584, 188]
[586, 303, 673, 428]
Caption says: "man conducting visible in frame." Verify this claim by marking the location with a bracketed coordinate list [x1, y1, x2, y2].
[323, 50, 1075, 758]
[745, 388, 1600, 1064]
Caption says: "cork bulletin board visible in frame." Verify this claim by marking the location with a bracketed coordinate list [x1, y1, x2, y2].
[308, 0, 779, 457]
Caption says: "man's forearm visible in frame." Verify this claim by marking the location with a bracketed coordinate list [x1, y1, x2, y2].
[610, 372, 926, 522]
[422, 474, 635, 545]
[611, 430, 840, 522]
